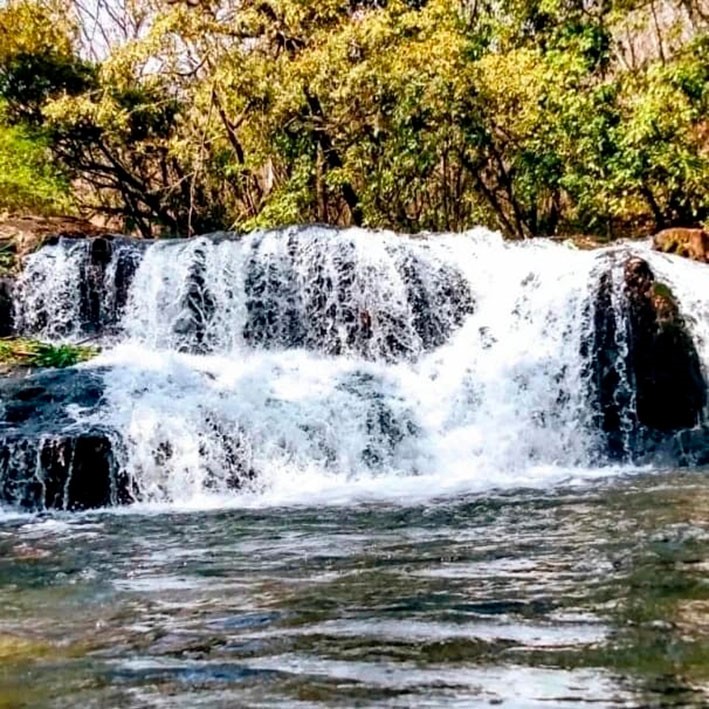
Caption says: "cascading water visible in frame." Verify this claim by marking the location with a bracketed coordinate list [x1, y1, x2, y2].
[13, 237, 145, 340]
[4, 226, 709, 509]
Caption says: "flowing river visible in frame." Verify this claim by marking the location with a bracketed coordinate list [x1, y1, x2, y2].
[1, 227, 708, 706]
[1, 474, 708, 707]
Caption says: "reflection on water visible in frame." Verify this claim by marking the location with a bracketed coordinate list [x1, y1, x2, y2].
[1, 471, 708, 707]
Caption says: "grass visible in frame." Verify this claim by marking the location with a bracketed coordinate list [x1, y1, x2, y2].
[0, 338, 98, 369]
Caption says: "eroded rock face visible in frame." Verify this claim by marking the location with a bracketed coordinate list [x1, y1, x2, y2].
[241, 229, 475, 361]
[587, 255, 707, 461]
[0, 368, 133, 511]
[584, 269, 630, 460]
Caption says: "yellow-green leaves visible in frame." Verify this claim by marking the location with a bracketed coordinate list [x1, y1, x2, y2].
[1, 0, 707, 237]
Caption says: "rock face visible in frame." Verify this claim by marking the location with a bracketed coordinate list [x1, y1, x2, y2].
[241, 229, 475, 360]
[75, 236, 146, 335]
[0, 368, 133, 511]
[0, 278, 12, 337]
[587, 255, 707, 460]
[653, 227, 709, 263]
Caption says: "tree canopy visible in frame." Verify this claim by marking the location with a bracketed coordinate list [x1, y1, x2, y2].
[0, 0, 707, 237]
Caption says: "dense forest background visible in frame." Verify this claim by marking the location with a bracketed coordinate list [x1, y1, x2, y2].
[0, 0, 707, 238]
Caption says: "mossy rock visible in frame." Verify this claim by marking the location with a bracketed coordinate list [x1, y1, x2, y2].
[586, 255, 707, 461]
[624, 257, 706, 432]
[650, 282, 680, 325]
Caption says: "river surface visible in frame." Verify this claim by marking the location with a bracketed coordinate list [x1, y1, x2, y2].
[1, 470, 708, 708]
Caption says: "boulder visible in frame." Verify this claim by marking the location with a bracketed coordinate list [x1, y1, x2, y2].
[623, 257, 706, 432]
[653, 227, 709, 264]
[587, 255, 707, 461]
[0, 367, 133, 511]
[0, 215, 111, 272]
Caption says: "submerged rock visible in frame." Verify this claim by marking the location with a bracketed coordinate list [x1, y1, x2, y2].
[658, 425, 709, 467]
[587, 255, 707, 461]
[0, 367, 133, 511]
[336, 371, 420, 469]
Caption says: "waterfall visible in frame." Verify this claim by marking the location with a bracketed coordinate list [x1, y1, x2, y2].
[14, 237, 146, 340]
[3, 226, 709, 509]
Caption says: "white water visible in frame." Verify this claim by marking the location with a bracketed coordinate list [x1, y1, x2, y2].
[14, 239, 87, 339]
[9, 227, 709, 508]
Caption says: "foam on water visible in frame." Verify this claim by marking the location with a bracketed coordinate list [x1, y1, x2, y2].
[11, 227, 709, 507]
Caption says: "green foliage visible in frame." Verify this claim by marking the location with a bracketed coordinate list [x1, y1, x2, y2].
[0, 338, 97, 369]
[610, 37, 709, 229]
[0, 108, 72, 214]
[0, 0, 706, 237]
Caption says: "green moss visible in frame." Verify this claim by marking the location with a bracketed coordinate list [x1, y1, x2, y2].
[652, 282, 676, 304]
[0, 338, 98, 369]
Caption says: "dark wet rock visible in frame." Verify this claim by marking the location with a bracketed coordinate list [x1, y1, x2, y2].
[0, 367, 107, 429]
[242, 228, 474, 360]
[17, 227, 473, 357]
[74, 236, 147, 335]
[0, 277, 13, 337]
[200, 413, 257, 489]
[396, 250, 475, 352]
[14, 236, 148, 339]
[583, 269, 630, 459]
[0, 367, 133, 511]
[79, 237, 113, 329]
[639, 424, 709, 468]
[586, 255, 707, 462]
[624, 257, 706, 432]
[0, 430, 131, 511]
[174, 242, 217, 353]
